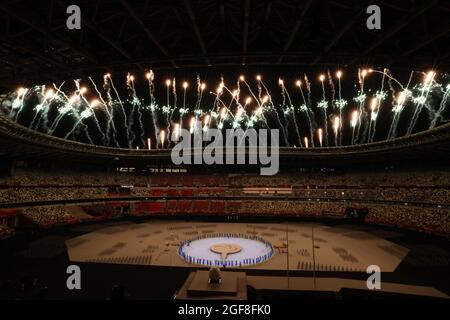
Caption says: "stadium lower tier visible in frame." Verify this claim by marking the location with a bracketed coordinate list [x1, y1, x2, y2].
[0, 225, 15, 239]
[1, 199, 448, 237]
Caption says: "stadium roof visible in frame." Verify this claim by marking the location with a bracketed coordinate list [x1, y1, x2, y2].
[1, 0, 450, 90]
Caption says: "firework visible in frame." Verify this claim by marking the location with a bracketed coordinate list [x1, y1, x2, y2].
[2, 68, 448, 150]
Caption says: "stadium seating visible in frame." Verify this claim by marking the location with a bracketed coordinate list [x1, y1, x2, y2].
[0, 168, 449, 236]
[0, 225, 15, 239]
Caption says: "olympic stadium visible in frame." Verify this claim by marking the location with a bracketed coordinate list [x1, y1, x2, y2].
[0, 0, 449, 303]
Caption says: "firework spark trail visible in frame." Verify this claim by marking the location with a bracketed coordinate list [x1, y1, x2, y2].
[279, 79, 286, 106]
[278, 80, 289, 126]
[252, 77, 288, 145]
[146, 71, 159, 140]
[221, 84, 244, 123]
[367, 97, 376, 144]
[81, 123, 94, 145]
[332, 116, 340, 146]
[303, 74, 315, 147]
[350, 110, 358, 145]
[85, 103, 106, 145]
[297, 81, 314, 146]
[76, 81, 106, 145]
[131, 98, 145, 146]
[8, 90, 21, 117]
[48, 92, 78, 134]
[291, 111, 302, 147]
[64, 106, 93, 140]
[282, 83, 302, 146]
[12, 88, 29, 122]
[108, 74, 131, 147]
[236, 77, 241, 105]
[126, 74, 138, 146]
[14, 85, 34, 122]
[48, 81, 86, 134]
[47, 107, 66, 133]
[407, 72, 436, 135]
[370, 72, 386, 142]
[257, 76, 262, 102]
[63, 113, 83, 139]
[161, 79, 173, 144]
[209, 92, 238, 130]
[194, 75, 202, 110]
[387, 89, 410, 140]
[209, 93, 235, 119]
[241, 77, 261, 108]
[50, 90, 91, 138]
[170, 77, 177, 122]
[304, 74, 313, 107]
[355, 69, 368, 144]
[351, 126, 356, 145]
[70, 123, 94, 145]
[259, 77, 286, 136]
[30, 83, 63, 129]
[388, 110, 400, 140]
[166, 77, 179, 146]
[89, 77, 119, 147]
[387, 111, 400, 140]
[385, 70, 398, 140]
[179, 81, 189, 129]
[430, 84, 450, 128]
[209, 78, 223, 114]
[133, 76, 145, 147]
[259, 77, 273, 104]
[328, 70, 336, 107]
[38, 87, 50, 132]
[319, 75, 329, 146]
[277, 80, 292, 146]
[336, 71, 344, 146]
[369, 96, 381, 143]
[390, 71, 413, 138]
[182, 82, 187, 110]
[270, 102, 290, 146]
[193, 76, 204, 128]
[327, 71, 336, 143]
[355, 70, 364, 141]
[41, 85, 65, 131]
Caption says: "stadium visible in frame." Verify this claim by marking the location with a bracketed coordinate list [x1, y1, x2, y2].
[0, 0, 449, 304]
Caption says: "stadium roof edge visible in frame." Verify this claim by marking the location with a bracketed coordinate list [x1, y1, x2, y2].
[1, 113, 450, 167]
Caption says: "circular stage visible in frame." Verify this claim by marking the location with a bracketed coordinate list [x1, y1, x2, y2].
[178, 233, 274, 267]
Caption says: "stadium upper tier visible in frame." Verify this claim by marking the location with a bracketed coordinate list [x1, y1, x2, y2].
[1, 168, 449, 206]
[1, 112, 450, 166]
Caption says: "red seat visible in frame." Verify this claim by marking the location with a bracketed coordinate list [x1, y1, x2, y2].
[166, 200, 178, 212]
[177, 200, 193, 212]
[193, 200, 209, 212]
[134, 201, 165, 215]
[209, 201, 225, 213]
[166, 189, 179, 196]
[180, 189, 193, 197]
